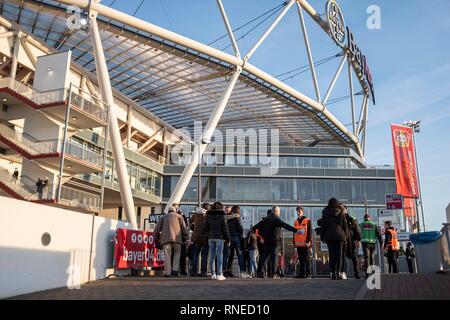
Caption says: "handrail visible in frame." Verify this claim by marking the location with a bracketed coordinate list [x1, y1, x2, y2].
[0, 77, 66, 105]
[0, 167, 54, 200]
[65, 141, 103, 168]
[0, 77, 107, 122]
[59, 185, 101, 212]
[0, 123, 59, 155]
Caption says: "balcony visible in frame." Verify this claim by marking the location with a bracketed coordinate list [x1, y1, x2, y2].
[0, 165, 100, 212]
[0, 123, 103, 173]
[0, 77, 107, 128]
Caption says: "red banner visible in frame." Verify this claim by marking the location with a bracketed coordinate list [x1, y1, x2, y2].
[403, 197, 417, 218]
[113, 228, 164, 269]
[391, 124, 419, 198]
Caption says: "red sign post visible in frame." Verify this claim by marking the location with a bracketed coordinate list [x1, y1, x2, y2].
[113, 228, 164, 269]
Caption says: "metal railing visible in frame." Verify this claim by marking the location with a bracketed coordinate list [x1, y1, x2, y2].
[59, 185, 101, 212]
[0, 123, 59, 155]
[65, 141, 103, 169]
[0, 167, 55, 201]
[0, 77, 66, 105]
[69, 90, 108, 123]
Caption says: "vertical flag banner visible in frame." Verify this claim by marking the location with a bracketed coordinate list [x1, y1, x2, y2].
[390, 124, 419, 198]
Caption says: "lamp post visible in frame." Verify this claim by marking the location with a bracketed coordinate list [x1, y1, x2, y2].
[404, 120, 426, 232]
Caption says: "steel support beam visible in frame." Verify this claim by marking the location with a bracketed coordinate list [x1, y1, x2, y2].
[348, 57, 356, 135]
[216, 0, 240, 58]
[322, 53, 347, 105]
[90, 12, 137, 229]
[296, 1, 321, 102]
[357, 95, 368, 136]
[244, 0, 295, 61]
[164, 69, 241, 210]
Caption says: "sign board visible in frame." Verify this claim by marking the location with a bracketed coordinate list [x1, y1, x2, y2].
[148, 214, 163, 224]
[377, 209, 401, 235]
[113, 228, 164, 269]
[397, 232, 411, 242]
[386, 194, 403, 210]
[325, 0, 375, 103]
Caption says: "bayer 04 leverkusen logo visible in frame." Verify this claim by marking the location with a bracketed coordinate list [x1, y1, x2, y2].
[393, 129, 411, 148]
[326, 0, 346, 48]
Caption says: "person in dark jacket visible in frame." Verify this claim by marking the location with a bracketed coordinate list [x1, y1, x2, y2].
[252, 206, 298, 278]
[319, 198, 348, 280]
[405, 242, 415, 273]
[189, 202, 210, 277]
[173, 203, 189, 276]
[340, 205, 362, 279]
[222, 206, 234, 276]
[246, 227, 258, 277]
[202, 202, 230, 280]
[223, 206, 248, 278]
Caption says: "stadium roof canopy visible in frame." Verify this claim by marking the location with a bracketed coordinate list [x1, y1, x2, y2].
[0, 0, 371, 159]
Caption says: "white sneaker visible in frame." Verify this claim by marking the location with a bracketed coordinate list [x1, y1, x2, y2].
[240, 273, 250, 278]
[340, 272, 347, 280]
[211, 273, 217, 280]
[217, 274, 226, 281]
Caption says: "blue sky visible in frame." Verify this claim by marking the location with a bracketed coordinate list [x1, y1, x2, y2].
[107, 0, 450, 230]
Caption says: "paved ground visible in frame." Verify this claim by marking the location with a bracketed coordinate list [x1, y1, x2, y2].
[364, 272, 450, 300]
[8, 273, 450, 300]
[10, 277, 363, 300]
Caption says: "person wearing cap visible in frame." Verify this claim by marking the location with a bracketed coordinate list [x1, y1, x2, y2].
[153, 206, 188, 277]
[359, 213, 383, 277]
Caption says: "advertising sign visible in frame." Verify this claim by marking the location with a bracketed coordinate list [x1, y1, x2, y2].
[386, 194, 403, 210]
[378, 209, 401, 235]
[113, 228, 164, 269]
[391, 124, 419, 198]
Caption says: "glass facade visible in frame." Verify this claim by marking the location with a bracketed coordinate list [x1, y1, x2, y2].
[172, 154, 360, 169]
[164, 176, 395, 206]
[72, 136, 162, 197]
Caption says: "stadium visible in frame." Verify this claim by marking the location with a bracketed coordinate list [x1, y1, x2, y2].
[0, 0, 424, 299]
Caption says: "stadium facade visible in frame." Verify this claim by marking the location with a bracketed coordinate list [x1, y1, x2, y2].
[0, 0, 403, 279]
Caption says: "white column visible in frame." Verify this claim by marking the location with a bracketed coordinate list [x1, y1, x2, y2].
[10, 32, 21, 79]
[165, 69, 241, 210]
[90, 12, 137, 229]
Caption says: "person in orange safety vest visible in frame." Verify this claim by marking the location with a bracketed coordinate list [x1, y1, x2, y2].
[384, 220, 400, 274]
[293, 206, 313, 278]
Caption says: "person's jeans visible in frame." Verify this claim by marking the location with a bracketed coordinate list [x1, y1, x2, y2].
[261, 245, 278, 277]
[248, 249, 258, 275]
[362, 243, 376, 273]
[227, 236, 244, 272]
[208, 239, 225, 275]
[296, 247, 311, 277]
[190, 243, 209, 275]
[179, 243, 187, 275]
[406, 258, 414, 273]
[163, 242, 181, 276]
[327, 242, 344, 275]
[387, 250, 399, 273]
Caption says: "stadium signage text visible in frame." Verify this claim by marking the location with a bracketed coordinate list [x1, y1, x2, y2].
[113, 228, 164, 269]
[326, 0, 375, 103]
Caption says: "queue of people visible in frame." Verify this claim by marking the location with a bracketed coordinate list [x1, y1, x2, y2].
[153, 198, 412, 280]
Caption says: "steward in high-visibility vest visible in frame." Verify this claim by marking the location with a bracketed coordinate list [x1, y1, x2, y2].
[293, 216, 312, 247]
[384, 228, 400, 251]
[384, 221, 400, 274]
[293, 206, 312, 278]
[360, 214, 383, 278]
[360, 219, 382, 244]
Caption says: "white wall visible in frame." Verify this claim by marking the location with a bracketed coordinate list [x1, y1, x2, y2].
[0, 196, 130, 299]
[34, 51, 72, 92]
